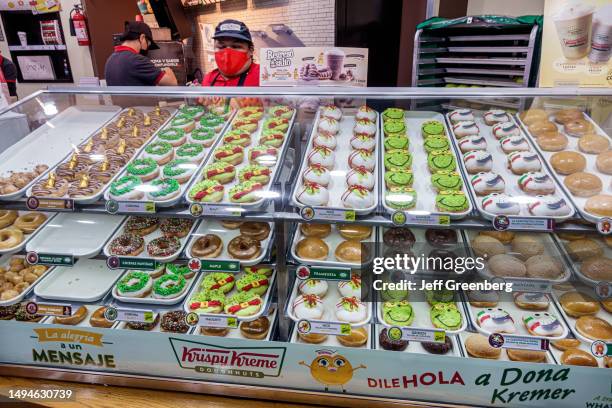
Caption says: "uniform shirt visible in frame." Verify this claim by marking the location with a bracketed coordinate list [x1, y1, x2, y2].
[104, 46, 164, 86]
[0, 55, 17, 96]
[201, 63, 260, 86]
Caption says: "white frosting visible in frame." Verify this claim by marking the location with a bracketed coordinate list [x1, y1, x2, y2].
[481, 193, 520, 215]
[518, 171, 555, 194]
[297, 183, 329, 206]
[308, 147, 335, 169]
[508, 152, 541, 173]
[353, 120, 376, 136]
[452, 121, 480, 137]
[449, 109, 474, 123]
[346, 168, 374, 190]
[342, 187, 373, 209]
[492, 122, 520, 139]
[348, 150, 375, 171]
[298, 279, 329, 297]
[313, 133, 337, 150]
[293, 295, 325, 319]
[463, 150, 493, 173]
[458, 135, 487, 152]
[320, 106, 342, 121]
[318, 117, 340, 135]
[356, 106, 377, 122]
[338, 280, 361, 299]
[470, 172, 505, 195]
[484, 110, 509, 124]
[302, 166, 331, 186]
[500, 136, 530, 153]
[350, 135, 376, 151]
[528, 195, 570, 216]
[335, 298, 367, 323]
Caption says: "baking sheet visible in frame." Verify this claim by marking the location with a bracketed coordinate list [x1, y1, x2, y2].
[553, 234, 612, 287]
[42, 304, 119, 329]
[111, 269, 197, 305]
[464, 230, 572, 283]
[381, 111, 472, 218]
[0, 211, 55, 255]
[103, 217, 197, 263]
[0, 105, 122, 200]
[447, 112, 574, 221]
[458, 331, 556, 363]
[287, 276, 372, 327]
[183, 269, 277, 322]
[0, 254, 54, 306]
[290, 223, 376, 268]
[26, 106, 176, 204]
[290, 321, 372, 349]
[516, 111, 611, 224]
[185, 108, 296, 208]
[464, 291, 570, 341]
[34, 259, 124, 302]
[290, 109, 380, 215]
[184, 220, 274, 266]
[374, 325, 461, 356]
[26, 213, 125, 258]
[548, 337, 608, 368]
[103, 108, 234, 207]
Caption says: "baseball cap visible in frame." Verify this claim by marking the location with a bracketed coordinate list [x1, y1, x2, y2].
[122, 21, 159, 50]
[213, 19, 252, 44]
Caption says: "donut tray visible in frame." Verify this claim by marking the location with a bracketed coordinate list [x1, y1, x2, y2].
[553, 234, 612, 287]
[290, 108, 380, 215]
[0, 105, 122, 201]
[25, 106, 177, 204]
[103, 106, 235, 207]
[290, 320, 372, 349]
[551, 285, 612, 344]
[547, 337, 608, 368]
[458, 331, 557, 363]
[0, 254, 55, 306]
[286, 275, 373, 327]
[34, 259, 124, 302]
[464, 290, 570, 341]
[375, 281, 468, 334]
[0, 211, 56, 255]
[377, 227, 470, 277]
[182, 268, 277, 322]
[26, 213, 125, 258]
[516, 111, 612, 224]
[111, 269, 198, 305]
[185, 107, 296, 209]
[188, 305, 277, 341]
[464, 230, 573, 283]
[290, 223, 376, 268]
[446, 112, 574, 221]
[40, 304, 121, 329]
[374, 325, 461, 356]
[184, 220, 274, 267]
[102, 216, 197, 263]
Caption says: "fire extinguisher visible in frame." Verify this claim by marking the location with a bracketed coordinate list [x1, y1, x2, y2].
[70, 4, 90, 46]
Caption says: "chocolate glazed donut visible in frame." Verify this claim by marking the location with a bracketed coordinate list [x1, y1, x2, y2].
[228, 236, 261, 260]
[425, 229, 457, 247]
[383, 227, 416, 249]
[192, 234, 223, 258]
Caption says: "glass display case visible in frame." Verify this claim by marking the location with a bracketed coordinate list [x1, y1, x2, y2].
[0, 87, 610, 408]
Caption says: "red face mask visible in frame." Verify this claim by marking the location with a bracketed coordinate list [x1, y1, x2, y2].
[215, 48, 250, 77]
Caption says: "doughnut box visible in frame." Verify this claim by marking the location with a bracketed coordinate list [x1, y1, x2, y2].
[0, 210, 55, 255]
[458, 332, 557, 363]
[103, 104, 234, 207]
[184, 220, 274, 267]
[26, 213, 125, 258]
[34, 259, 124, 302]
[25, 106, 175, 204]
[464, 230, 572, 283]
[0, 106, 121, 201]
[290, 106, 380, 215]
[111, 269, 198, 305]
[464, 290, 570, 341]
[374, 325, 461, 356]
[0, 255, 53, 306]
[517, 109, 612, 224]
[553, 234, 612, 287]
[447, 110, 574, 221]
[290, 223, 376, 268]
[185, 105, 296, 209]
[380, 110, 472, 219]
[103, 217, 197, 263]
[290, 320, 372, 349]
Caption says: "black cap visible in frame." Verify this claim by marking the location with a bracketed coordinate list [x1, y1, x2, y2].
[122, 21, 159, 50]
[213, 19, 252, 44]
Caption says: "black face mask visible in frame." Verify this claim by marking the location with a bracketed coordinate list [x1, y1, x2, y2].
[139, 48, 148, 56]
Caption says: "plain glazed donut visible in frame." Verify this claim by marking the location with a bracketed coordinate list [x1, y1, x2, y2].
[89, 307, 114, 328]
[0, 210, 17, 229]
[192, 234, 223, 258]
[228, 236, 261, 260]
[0, 228, 23, 250]
[53, 305, 87, 325]
[13, 212, 47, 234]
[239, 222, 270, 241]
[564, 119, 594, 137]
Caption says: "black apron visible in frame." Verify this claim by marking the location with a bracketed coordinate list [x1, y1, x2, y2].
[210, 70, 248, 86]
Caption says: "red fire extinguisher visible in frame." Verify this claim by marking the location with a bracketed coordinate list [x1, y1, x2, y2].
[70, 4, 90, 46]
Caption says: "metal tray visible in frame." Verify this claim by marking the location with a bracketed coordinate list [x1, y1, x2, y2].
[290, 321, 372, 349]
[458, 331, 557, 363]
[111, 269, 197, 305]
[553, 234, 610, 288]
[0, 211, 56, 255]
[0, 254, 54, 306]
[374, 325, 462, 356]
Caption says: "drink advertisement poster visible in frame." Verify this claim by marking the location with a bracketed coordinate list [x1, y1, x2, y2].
[259, 47, 368, 87]
[540, 0, 612, 87]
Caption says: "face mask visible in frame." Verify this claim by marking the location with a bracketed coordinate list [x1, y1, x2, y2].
[215, 48, 250, 77]
[139, 48, 148, 57]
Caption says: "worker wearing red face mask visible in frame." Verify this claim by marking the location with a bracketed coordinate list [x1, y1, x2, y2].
[201, 19, 259, 87]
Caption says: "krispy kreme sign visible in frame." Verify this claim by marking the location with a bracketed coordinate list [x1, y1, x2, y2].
[169, 338, 286, 378]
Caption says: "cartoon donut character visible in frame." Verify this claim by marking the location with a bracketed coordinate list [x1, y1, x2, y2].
[476, 308, 516, 333]
[299, 349, 366, 392]
[522, 312, 563, 337]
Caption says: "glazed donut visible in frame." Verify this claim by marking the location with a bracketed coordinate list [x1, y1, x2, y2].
[13, 212, 47, 234]
[221, 220, 243, 229]
[0, 228, 24, 250]
[239, 222, 271, 241]
[564, 119, 594, 137]
[528, 121, 557, 137]
[554, 109, 583, 124]
[0, 210, 17, 229]
[146, 236, 181, 257]
[192, 234, 223, 258]
[53, 305, 87, 325]
[108, 233, 144, 256]
[89, 307, 115, 328]
[228, 236, 261, 260]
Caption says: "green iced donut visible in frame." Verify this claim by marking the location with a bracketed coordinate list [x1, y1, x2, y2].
[384, 136, 409, 151]
[110, 175, 141, 198]
[382, 301, 413, 326]
[427, 150, 456, 172]
[163, 159, 192, 179]
[384, 149, 412, 170]
[436, 190, 468, 212]
[176, 143, 204, 160]
[385, 169, 413, 188]
[236, 273, 269, 296]
[158, 127, 185, 142]
[200, 115, 224, 127]
[153, 274, 187, 299]
[423, 136, 449, 152]
[382, 108, 405, 121]
[201, 272, 235, 293]
[145, 141, 173, 156]
[383, 120, 406, 137]
[430, 302, 461, 330]
[179, 105, 205, 118]
[191, 127, 215, 143]
[425, 288, 455, 305]
[385, 186, 417, 209]
[149, 178, 180, 200]
[224, 292, 262, 316]
[127, 158, 158, 178]
[431, 171, 463, 191]
[421, 120, 446, 138]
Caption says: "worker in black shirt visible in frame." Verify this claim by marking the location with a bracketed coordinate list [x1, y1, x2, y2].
[105, 21, 177, 86]
[0, 52, 17, 98]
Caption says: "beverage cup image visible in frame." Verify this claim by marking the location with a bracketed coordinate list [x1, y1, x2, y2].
[17, 31, 27, 47]
[325, 48, 345, 80]
[553, 2, 595, 60]
[589, 5, 612, 63]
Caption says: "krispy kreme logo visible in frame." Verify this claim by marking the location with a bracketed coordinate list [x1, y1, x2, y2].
[169, 338, 286, 378]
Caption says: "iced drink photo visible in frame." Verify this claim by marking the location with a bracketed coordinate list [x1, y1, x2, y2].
[325, 48, 345, 80]
[589, 5, 612, 63]
[553, 2, 595, 59]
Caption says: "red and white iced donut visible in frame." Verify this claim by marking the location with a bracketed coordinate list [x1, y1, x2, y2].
[484, 110, 510, 126]
[335, 296, 367, 323]
[353, 119, 376, 137]
[346, 167, 374, 190]
[449, 108, 474, 123]
[348, 149, 375, 171]
[517, 171, 555, 195]
[342, 185, 374, 209]
[470, 172, 506, 196]
[452, 121, 480, 138]
[298, 279, 329, 297]
[458, 135, 487, 152]
[318, 117, 340, 136]
[500, 135, 530, 153]
[297, 182, 329, 206]
[308, 146, 335, 169]
[481, 193, 520, 215]
[476, 307, 516, 333]
[338, 275, 362, 299]
[355, 105, 377, 123]
[522, 312, 563, 337]
[492, 121, 520, 139]
[320, 105, 343, 121]
[507, 151, 541, 174]
[293, 294, 325, 319]
[302, 164, 331, 187]
[527, 195, 571, 217]
[463, 150, 493, 174]
[313, 133, 337, 150]
[350, 135, 376, 151]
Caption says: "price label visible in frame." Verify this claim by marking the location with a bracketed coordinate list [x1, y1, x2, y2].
[199, 260, 240, 273]
[493, 216, 554, 232]
[26, 302, 72, 317]
[198, 315, 238, 328]
[301, 207, 355, 222]
[394, 212, 450, 226]
[114, 309, 156, 323]
[190, 203, 242, 217]
[488, 333, 549, 351]
[26, 197, 74, 211]
[388, 326, 445, 343]
[106, 256, 159, 271]
[506, 278, 551, 293]
[296, 265, 351, 281]
[26, 252, 73, 266]
[297, 319, 351, 336]
[106, 200, 155, 214]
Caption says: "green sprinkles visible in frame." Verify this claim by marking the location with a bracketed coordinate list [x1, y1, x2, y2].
[145, 141, 173, 155]
[158, 128, 185, 141]
[117, 271, 150, 293]
[127, 158, 158, 176]
[176, 143, 203, 158]
[150, 178, 180, 198]
[191, 127, 215, 141]
[163, 159, 191, 177]
[110, 175, 141, 196]
[153, 274, 186, 297]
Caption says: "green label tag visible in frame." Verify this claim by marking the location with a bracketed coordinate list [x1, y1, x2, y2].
[29, 253, 74, 266]
[296, 265, 351, 281]
[607, 344, 612, 356]
[200, 260, 240, 272]
[118, 258, 159, 270]
[143, 311, 154, 323]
